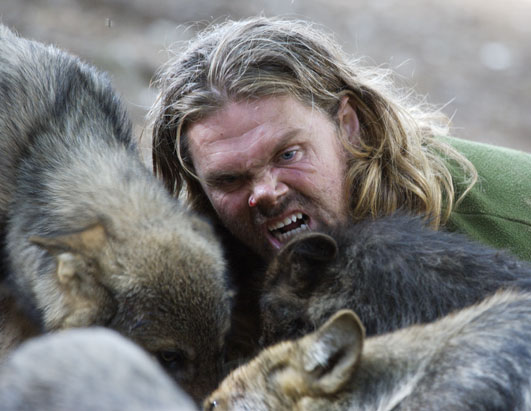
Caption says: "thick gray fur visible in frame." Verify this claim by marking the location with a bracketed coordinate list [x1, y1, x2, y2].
[207, 289, 531, 410]
[261, 214, 531, 346]
[0, 327, 198, 411]
[0, 25, 232, 402]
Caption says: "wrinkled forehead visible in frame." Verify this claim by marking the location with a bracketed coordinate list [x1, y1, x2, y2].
[187, 96, 294, 144]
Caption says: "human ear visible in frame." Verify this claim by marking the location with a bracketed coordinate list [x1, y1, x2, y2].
[337, 95, 360, 143]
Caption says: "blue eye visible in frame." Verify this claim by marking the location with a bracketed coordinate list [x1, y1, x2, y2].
[280, 150, 296, 161]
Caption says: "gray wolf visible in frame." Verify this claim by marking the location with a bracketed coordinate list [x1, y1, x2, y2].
[207, 289, 531, 410]
[0, 327, 198, 411]
[260, 214, 531, 346]
[0, 25, 232, 402]
[0, 285, 40, 362]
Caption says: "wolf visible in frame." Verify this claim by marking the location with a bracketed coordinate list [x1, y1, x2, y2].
[260, 214, 531, 346]
[0, 327, 198, 411]
[0, 285, 40, 362]
[0, 25, 232, 402]
[206, 289, 531, 411]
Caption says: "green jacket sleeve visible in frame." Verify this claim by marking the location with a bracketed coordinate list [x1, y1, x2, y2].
[442, 136, 531, 262]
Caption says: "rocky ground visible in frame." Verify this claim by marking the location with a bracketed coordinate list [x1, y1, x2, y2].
[2, 0, 530, 165]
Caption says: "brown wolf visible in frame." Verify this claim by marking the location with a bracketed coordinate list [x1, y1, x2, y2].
[206, 289, 531, 411]
[0, 327, 198, 411]
[0, 25, 232, 402]
[260, 214, 531, 346]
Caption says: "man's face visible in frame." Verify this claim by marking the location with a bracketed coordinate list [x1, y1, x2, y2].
[187, 95, 358, 261]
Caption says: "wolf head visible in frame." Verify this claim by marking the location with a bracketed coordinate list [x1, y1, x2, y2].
[0, 327, 199, 411]
[260, 232, 339, 347]
[205, 309, 364, 411]
[29, 210, 232, 402]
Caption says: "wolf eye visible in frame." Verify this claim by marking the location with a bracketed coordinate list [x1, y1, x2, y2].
[206, 400, 218, 410]
[156, 350, 187, 370]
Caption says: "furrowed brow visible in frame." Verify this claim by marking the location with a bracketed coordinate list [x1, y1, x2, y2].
[203, 128, 302, 187]
[204, 171, 250, 187]
[271, 129, 301, 154]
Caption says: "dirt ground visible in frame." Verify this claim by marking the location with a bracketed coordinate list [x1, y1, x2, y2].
[2, 0, 530, 164]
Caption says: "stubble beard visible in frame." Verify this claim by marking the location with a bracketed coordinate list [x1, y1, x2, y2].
[223, 191, 346, 262]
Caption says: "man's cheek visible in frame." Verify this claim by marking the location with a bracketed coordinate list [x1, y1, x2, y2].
[213, 193, 245, 221]
[281, 167, 317, 191]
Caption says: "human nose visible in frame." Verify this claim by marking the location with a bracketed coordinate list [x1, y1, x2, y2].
[248, 170, 288, 209]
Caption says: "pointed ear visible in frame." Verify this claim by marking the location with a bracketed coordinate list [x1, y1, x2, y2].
[299, 310, 364, 395]
[54, 252, 85, 284]
[30, 223, 107, 284]
[29, 223, 107, 257]
[283, 232, 338, 264]
[265, 233, 338, 291]
[30, 224, 114, 328]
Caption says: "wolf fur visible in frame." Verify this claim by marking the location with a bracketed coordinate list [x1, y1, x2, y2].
[0, 327, 198, 411]
[260, 214, 531, 346]
[0, 285, 40, 362]
[0, 25, 232, 401]
[206, 289, 531, 411]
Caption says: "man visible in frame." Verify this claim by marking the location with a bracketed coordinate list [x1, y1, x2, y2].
[150, 16, 531, 264]
[149, 16, 531, 363]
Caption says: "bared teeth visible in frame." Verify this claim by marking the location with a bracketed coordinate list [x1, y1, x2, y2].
[273, 224, 309, 242]
[268, 213, 309, 243]
[268, 213, 306, 232]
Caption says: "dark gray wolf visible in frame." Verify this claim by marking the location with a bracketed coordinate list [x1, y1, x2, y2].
[0, 285, 40, 362]
[207, 289, 531, 411]
[0, 327, 198, 411]
[0, 25, 232, 402]
[260, 214, 531, 346]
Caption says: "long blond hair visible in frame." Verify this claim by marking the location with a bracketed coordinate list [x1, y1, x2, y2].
[150, 16, 476, 228]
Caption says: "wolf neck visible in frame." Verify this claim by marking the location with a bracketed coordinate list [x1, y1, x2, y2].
[337, 337, 429, 410]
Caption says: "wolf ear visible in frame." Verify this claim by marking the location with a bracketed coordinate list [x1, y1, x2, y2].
[266, 233, 338, 291]
[299, 309, 364, 395]
[284, 233, 338, 264]
[29, 223, 107, 256]
[30, 223, 107, 284]
[29, 224, 114, 328]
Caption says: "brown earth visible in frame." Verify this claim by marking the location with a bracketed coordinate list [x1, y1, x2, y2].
[2, 0, 530, 165]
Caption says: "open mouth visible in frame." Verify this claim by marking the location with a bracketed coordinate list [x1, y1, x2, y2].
[267, 212, 310, 243]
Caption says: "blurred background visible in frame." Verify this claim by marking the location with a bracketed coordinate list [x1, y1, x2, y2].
[2, 0, 530, 166]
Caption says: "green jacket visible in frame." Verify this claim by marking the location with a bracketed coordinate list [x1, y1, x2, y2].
[442, 136, 531, 262]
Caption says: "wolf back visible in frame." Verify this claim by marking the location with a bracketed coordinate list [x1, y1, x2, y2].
[207, 289, 531, 411]
[260, 213, 531, 346]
